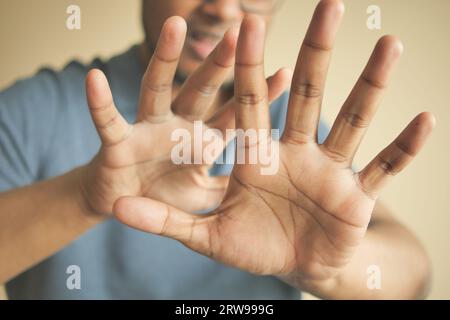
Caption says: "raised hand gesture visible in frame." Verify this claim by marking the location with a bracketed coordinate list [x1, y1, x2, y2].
[80, 16, 290, 215]
[115, 1, 434, 291]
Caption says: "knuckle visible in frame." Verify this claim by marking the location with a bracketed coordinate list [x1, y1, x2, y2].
[378, 157, 398, 176]
[197, 83, 220, 96]
[212, 57, 232, 69]
[303, 39, 333, 52]
[361, 75, 386, 90]
[237, 93, 267, 106]
[99, 114, 119, 130]
[90, 101, 111, 114]
[341, 112, 369, 129]
[141, 76, 171, 94]
[322, 146, 348, 163]
[395, 140, 415, 157]
[283, 128, 314, 145]
[292, 81, 322, 99]
[154, 53, 179, 64]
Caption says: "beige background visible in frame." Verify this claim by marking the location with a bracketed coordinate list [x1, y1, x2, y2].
[0, 0, 449, 299]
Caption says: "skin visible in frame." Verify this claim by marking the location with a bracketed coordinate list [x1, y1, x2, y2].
[115, 0, 435, 299]
[0, 0, 290, 284]
[140, 0, 272, 83]
[0, 0, 434, 299]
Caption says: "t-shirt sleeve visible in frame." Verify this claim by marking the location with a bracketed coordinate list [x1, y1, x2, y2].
[0, 69, 60, 192]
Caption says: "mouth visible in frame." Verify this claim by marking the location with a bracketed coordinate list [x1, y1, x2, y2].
[187, 29, 224, 61]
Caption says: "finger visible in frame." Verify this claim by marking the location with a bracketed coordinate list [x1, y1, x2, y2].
[357, 112, 435, 198]
[172, 27, 239, 120]
[323, 36, 403, 163]
[266, 67, 293, 102]
[234, 14, 270, 133]
[283, 0, 344, 144]
[86, 69, 131, 146]
[137, 16, 187, 122]
[114, 196, 215, 256]
[207, 67, 292, 134]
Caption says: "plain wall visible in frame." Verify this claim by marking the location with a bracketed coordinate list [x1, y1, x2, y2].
[0, 0, 449, 299]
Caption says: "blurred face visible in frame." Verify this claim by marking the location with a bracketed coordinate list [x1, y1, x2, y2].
[142, 0, 275, 83]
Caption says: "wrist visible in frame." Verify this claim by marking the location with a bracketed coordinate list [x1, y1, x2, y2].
[278, 269, 343, 299]
[71, 165, 108, 223]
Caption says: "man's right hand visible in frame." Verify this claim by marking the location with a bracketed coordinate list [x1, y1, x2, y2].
[79, 16, 291, 216]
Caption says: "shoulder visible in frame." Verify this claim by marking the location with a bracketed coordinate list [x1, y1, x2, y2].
[0, 59, 100, 121]
[0, 58, 104, 144]
[0, 58, 105, 179]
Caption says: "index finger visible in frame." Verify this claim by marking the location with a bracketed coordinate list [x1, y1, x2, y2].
[137, 16, 187, 122]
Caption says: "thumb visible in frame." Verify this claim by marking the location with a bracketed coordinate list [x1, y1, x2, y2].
[114, 196, 216, 256]
[86, 69, 131, 146]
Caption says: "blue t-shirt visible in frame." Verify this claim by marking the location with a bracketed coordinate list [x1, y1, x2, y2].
[0, 46, 328, 299]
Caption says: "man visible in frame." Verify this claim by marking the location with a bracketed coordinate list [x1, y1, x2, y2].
[0, 0, 434, 299]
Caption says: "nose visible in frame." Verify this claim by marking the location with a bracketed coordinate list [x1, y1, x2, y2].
[200, 0, 244, 23]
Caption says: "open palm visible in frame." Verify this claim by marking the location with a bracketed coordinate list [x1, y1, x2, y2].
[115, 1, 434, 284]
[81, 17, 290, 215]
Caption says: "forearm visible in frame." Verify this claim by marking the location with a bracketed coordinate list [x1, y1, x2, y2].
[0, 166, 105, 283]
[298, 221, 431, 299]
